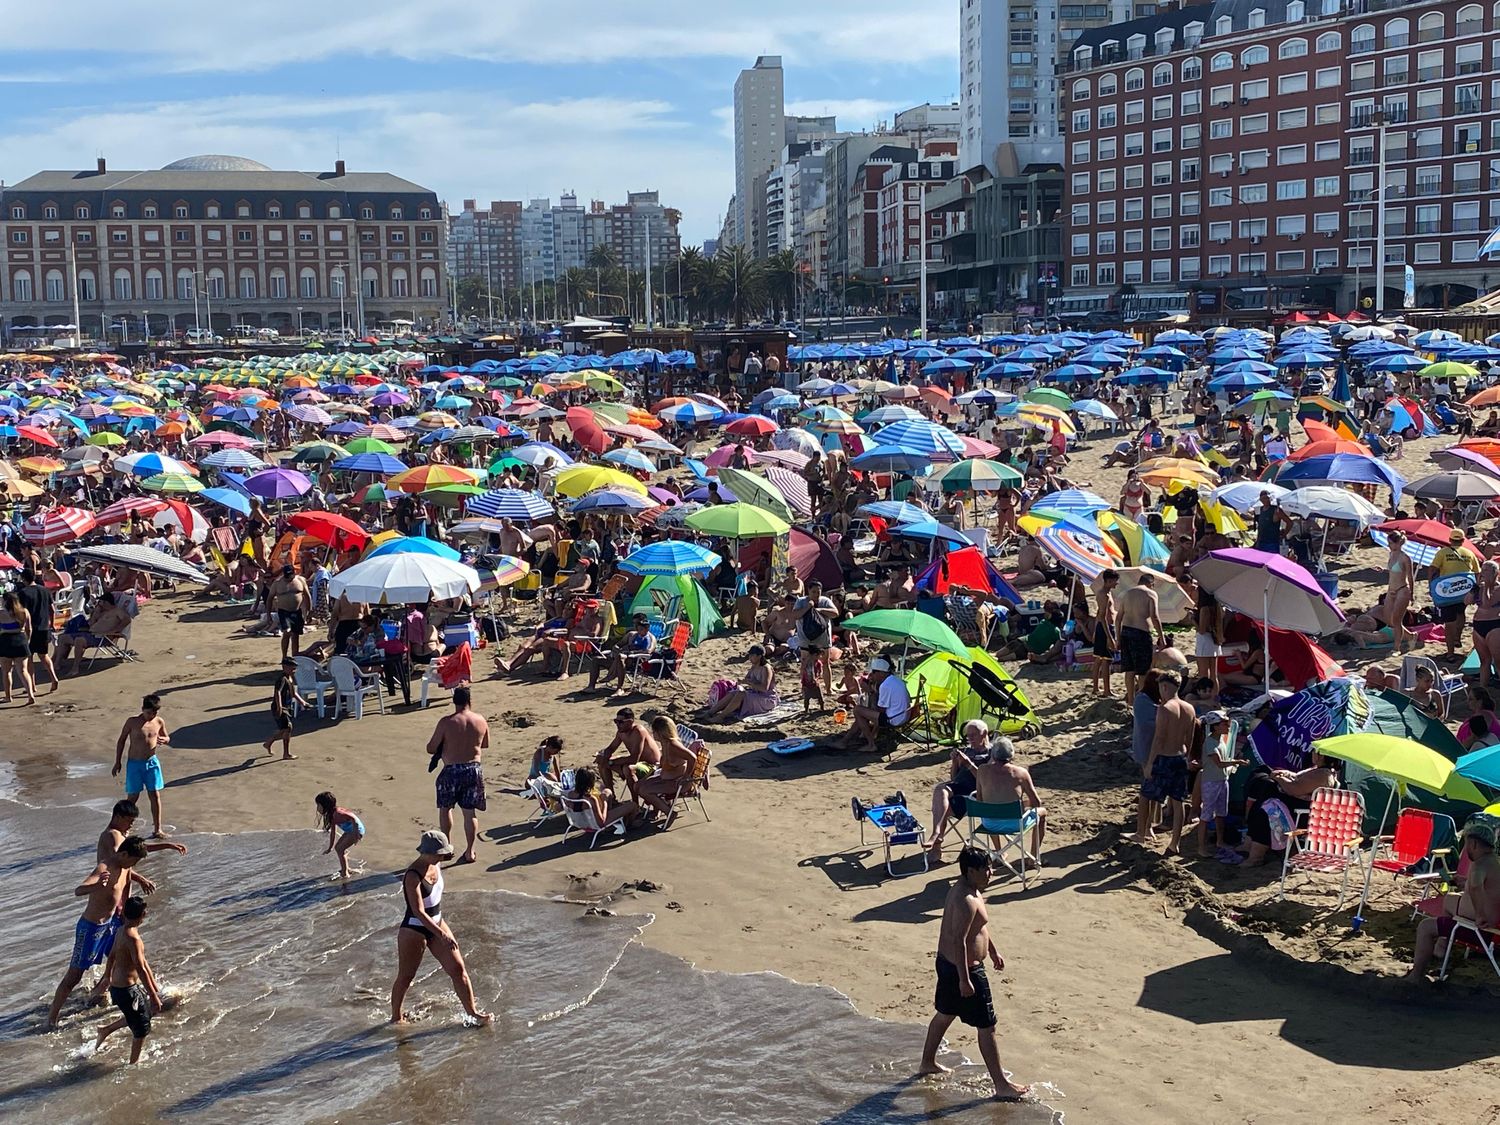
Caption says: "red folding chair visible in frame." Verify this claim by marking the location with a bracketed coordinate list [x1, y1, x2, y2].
[1355, 807, 1455, 918]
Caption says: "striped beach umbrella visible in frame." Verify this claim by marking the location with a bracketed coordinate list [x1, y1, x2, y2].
[140, 472, 206, 494]
[1034, 526, 1120, 581]
[465, 488, 554, 521]
[475, 556, 531, 591]
[875, 418, 967, 462]
[618, 540, 722, 578]
[94, 496, 169, 527]
[928, 458, 1024, 493]
[22, 506, 98, 546]
[386, 464, 485, 494]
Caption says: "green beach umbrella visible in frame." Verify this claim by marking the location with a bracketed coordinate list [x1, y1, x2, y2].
[842, 609, 969, 661]
[683, 502, 790, 539]
[1023, 387, 1072, 410]
[928, 458, 1023, 493]
[1418, 361, 1479, 380]
[345, 437, 399, 455]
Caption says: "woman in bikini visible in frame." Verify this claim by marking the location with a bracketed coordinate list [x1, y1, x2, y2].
[1118, 470, 1150, 522]
[1470, 560, 1500, 687]
[1385, 531, 1416, 653]
[390, 830, 491, 1026]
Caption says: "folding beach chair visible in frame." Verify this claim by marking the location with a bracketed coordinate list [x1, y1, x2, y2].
[1438, 917, 1500, 982]
[633, 621, 691, 683]
[664, 743, 712, 828]
[1354, 807, 1455, 918]
[559, 794, 626, 848]
[1278, 787, 1366, 910]
[85, 592, 139, 668]
[961, 799, 1041, 890]
[851, 792, 927, 878]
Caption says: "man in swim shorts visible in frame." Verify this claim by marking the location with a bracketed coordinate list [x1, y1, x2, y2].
[46, 836, 148, 1030]
[93, 895, 160, 1065]
[1117, 573, 1166, 705]
[427, 686, 489, 864]
[114, 694, 170, 838]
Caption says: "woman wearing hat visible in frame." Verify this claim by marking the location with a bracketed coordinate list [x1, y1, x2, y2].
[390, 830, 491, 1026]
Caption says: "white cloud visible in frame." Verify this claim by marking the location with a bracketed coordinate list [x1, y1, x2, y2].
[785, 98, 905, 130]
[1, 0, 954, 72]
[0, 92, 734, 242]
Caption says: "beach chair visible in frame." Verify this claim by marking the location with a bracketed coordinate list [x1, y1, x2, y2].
[85, 592, 139, 667]
[328, 655, 385, 720]
[961, 799, 1042, 890]
[420, 643, 473, 708]
[634, 621, 691, 683]
[1438, 917, 1500, 982]
[852, 792, 927, 878]
[291, 656, 332, 719]
[524, 775, 568, 828]
[664, 744, 712, 828]
[1354, 808, 1455, 918]
[1398, 654, 1464, 717]
[1413, 847, 1470, 921]
[1278, 787, 1367, 910]
[559, 794, 626, 848]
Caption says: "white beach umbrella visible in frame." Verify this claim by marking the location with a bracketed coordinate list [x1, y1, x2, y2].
[328, 553, 480, 605]
[1276, 485, 1386, 528]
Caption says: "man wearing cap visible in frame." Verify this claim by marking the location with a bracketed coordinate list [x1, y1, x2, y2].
[1425, 529, 1481, 661]
[845, 657, 911, 752]
[269, 563, 312, 661]
[1404, 820, 1499, 980]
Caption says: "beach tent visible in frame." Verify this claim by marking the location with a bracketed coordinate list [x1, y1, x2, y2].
[1386, 395, 1440, 438]
[915, 545, 1023, 604]
[626, 574, 723, 645]
[904, 647, 1039, 738]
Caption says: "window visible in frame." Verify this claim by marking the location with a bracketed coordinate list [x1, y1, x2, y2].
[12, 271, 32, 302]
[1099, 74, 1116, 96]
[1125, 165, 1144, 188]
[237, 230, 253, 243]
[1151, 227, 1171, 250]
[269, 270, 287, 299]
[8, 205, 22, 219]
[238, 271, 257, 299]
[1125, 100, 1144, 123]
[298, 230, 315, 243]
[328, 204, 341, 219]
[1278, 180, 1307, 200]
[1456, 3, 1483, 31]
[360, 206, 374, 220]
[1072, 172, 1091, 195]
[206, 203, 220, 218]
[1315, 104, 1340, 126]
[1455, 239, 1481, 260]
[1180, 258, 1201, 281]
[268, 204, 281, 219]
[1311, 140, 1339, 163]
[1242, 78, 1269, 100]
[1238, 252, 1267, 272]
[77, 270, 95, 300]
[1181, 91, 1201, 116]
[1316, 32, 1340, 52]
[1181, 124, 1201, 149]
[1416, 203, 1442, 233]
[9, 231, 26, 245]
[1073, 109, 1091, 132]
[1098, 200, 1117, 222]
[1211, 119, 1232, 139]
[1279, 108, 1308, 129]
[1096, 264, 1116, 285]
[1385, 16, 1409, 46]
[1073, 78, 1092, 100]
[1210, 187, 1233, 207]
[1313, 211, 1340, 232]
[1312, 248, 1337, 269]
[1153, 63, 1173, 87]
[206, 270, 225, 300]
[1099, 137, 1117, 160]
[1180, 224, 1201, 247]
[1152, 195, 1172, 218]
[1152, 95, 1172, 120]
[1125, 198, 1145, 221]
[299, 269, 318, 299]
[206, 229, 222, 242]
[1182, 57, 1201, 82]
[1241, 149, 1269, 170]
[1151, 259, 1172, 283]
[1123, 261, 1144, 284]
[1456, 84, 1482, 115]
[1417, 11, 1444, 41]
[390, 269, 409, 298]
[1277, 215, 1308, 236]
[1099, 105, 1117, 127]
[1211, 51, 1233, 72]
[173, 229, 189, 243]
[1241, 46, 1269, 66]
[1278, 144, 1307, 165]
[43, 205, 57, 219]
[1126, 68, 1145, 91]
[1152, 158, 1172, 182]
[1072, 141, 1092, 164]
[1316, 67, 1340, 89]
[1209, 221, 1232, 241]
[1215, 15, 1232, 34]
[1456, 42, 1483, 74]
[144, 270, 163, 301]
[44, 270, 64, 301]
[1277, 72, 1308, 96]
[1180, 191, 1200, 216]
[1455, 200, 1482, 231]
[1099, 232, 1117, 253]
[112, 269, 133, 301]
[110, 204, 125, 218]
[1099, 168, 1117, 191]
[1208, 254, 1231, 275]
[176, 271, 193, 300]
[236, 203, 251, 218]
[1240, 184, 1268, 204]
[75, 204, 90, 219]
[1071, 265, 1090, 287]
[1248, 7, 1265, 28]
[362, 267, 379, 299]
[111, 231, 127, 244]
[1314, 176, 1340, 197]
[1414, 242, 1442, 263]
[1288, 0, 1305, 18]
[1125, 132, 1144, 156]
[1241, 114, 1269, 134]
[1275, 251, 1306, 271]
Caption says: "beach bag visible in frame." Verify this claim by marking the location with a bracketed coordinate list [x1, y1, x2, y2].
[707, 678, 737, 707]
[1262, 798, 1296, 852]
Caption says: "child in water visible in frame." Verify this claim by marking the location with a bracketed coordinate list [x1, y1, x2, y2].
[315, 791, 365, 879]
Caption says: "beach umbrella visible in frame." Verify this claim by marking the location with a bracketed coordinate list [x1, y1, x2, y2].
[1274, 453, 1406, 501]
[467, 489, 554, 521]
[140, 471, 205, 494]
[1191, 548, 1345, 692]
[1277, 485, 1385, 527]
[366, 536, 463, 562]
[1287, 439, 1371, 462]
[199, 449, 268, 472]
[848, 446, 932, 473]
[331, 452, 408, 476]
[21, 506, 98, 546]
[565, 406, 612, 455]
[571, 489, 655, 514]
[15, 424, 59, 448]
[659, 401, 723, 425]
[71, 543, 211, 585]
[714, 466, 797, 524]
[842, 609, 968, 661]
[618, 540, 722, 579]
[329, 552, 480, 604]
[511, 441, 575, 471]
[1457, 743, 1500, 791]
[1071, 398, 1119, 421]
[553, 464, 648, 498]
[876, 418, 966, 462]
[345, 437, 400, 456]
[683, 502, 789, 539]
[150, 500, 210, 543]
[93, 496, 169, 527]
[1418, 362, 1479, 381]
[725, 416, 779, 438]
[1229, 390, 1296, 416]
[1405, 470, 1500, 503]
[115, 451, 195, 477]
[386, 465, 484, 494]
[1034, 525, 1120, 581]
[602, 448, 658, 474]
[1034, 488, 1111, 513]
[287, 510, 369, 551]
[243, 468, 312, 500]
[928, 458, 1023, 493]
[856, 500, 931, 524]
[85, 432, 127, 447]
[197, 487, 250, 516]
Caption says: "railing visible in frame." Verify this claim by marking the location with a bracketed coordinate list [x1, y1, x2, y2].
[1350, 77, 1376, 91]
[1382, 69, 1410, 86]
[1415, 105, 1442, 120]
[1417, 26, 1445, 43]
[1415, 143, 1444, 158]
[1457, 18, 1483, 33]
[1454, 218, 1483, 231]
[1350, 39, 1375, 54]
[1417, 65, 1443, 80]
[1458, 61, 1482, 75]
[1350, 151, 1377, 165]
[1453, 178, 1480, 193]
[1414, 220, 1441, 233]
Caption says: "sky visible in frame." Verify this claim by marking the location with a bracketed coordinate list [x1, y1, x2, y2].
[0, 1, 957, 245]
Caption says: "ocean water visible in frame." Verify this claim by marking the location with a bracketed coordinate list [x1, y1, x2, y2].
[0, 800, 1060, 1123]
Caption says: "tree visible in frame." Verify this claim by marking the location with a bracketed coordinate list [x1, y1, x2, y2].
[586, 243, 617, 271]
[454, 275, 488, 318]
[764, 249, 801, 320]
[711, 244, 765, 327]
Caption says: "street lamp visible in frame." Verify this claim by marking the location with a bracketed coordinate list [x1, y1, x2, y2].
[1371, 109, 1390, 315]
[297, 305, 305, 340]
[332, 270, 346, 334]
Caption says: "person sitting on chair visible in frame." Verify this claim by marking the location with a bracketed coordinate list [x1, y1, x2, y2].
[954, 736, 1046, 867]
[586, 614, 657, 697]
[842, 656, 911, 752]
[1403, 821, 1500, 981]
[55, 592, 133, 676]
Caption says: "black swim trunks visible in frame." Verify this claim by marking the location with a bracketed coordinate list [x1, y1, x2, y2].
[1092, 619, 1113, 659]
[436, 760, 487, 811]
[278, 609, 306, 636]
[110, 983, 152, 1039]
[1142, 754, 1190, 802]
[934, 954, 997, 1029]
[1119, 625, 1153, 674]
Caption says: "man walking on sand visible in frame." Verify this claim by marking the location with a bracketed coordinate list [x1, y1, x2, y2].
[114, 694, 171, 838]
[270, 563, 312, 660]
[427, 686, 489, 864]
[919, 845, 1030, 1102]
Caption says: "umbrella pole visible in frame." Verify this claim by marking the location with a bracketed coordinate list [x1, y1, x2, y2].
[1353, 782, 1399, 925]
[1263, 586, 1271, 696]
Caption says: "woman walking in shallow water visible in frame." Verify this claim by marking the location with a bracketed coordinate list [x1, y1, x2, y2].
[390, 830, 491, 1026]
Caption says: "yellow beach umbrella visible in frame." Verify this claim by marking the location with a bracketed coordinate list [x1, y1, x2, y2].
[553, 463, 649, 497]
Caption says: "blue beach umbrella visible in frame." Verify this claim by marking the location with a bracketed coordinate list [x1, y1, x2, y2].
[618, 540, 722, 578]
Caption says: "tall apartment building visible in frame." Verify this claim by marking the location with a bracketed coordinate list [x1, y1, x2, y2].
[448, 191, 681, 287]
[1061, 0, 1500, 322]
[878, 155, 961, 281]
[0, 154, 445, 339]
[447, 199, 522, 293]
[733, 55, 787, 250]
[960, 0, 1133, 175]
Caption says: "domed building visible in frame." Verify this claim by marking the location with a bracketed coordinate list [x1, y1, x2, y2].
[0, 154, 445, 342]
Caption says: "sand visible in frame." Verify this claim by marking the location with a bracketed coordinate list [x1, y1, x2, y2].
[9, 422, 1500, 1123]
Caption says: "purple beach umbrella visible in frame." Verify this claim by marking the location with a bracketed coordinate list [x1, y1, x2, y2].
[243, 467, 313, 500]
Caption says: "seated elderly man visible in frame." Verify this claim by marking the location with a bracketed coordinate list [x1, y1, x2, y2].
[842, 656, 911, 752]
[547, 596, 615, 682]
[954, 735, 1047, 866]
[54, 592, 134, 676]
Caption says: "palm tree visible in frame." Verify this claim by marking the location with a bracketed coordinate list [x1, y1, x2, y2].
[586, 244, 617, 271]
[764, 249, 801, 320]
[712, 245, 764, 327]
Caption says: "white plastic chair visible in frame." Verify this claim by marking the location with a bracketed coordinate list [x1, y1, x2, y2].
[85, 592, 138, 667]
[559, 793, 625, 848]
[329, 655, 385, 720]
[291, 656, 332, 719]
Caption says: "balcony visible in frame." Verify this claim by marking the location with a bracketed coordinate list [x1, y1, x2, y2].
[1384, 33, 1410, 47]
[1350, 39, 1375, 54]
[1348, 226, 1375, 239]
[1458, 61, 1482, 75]
[1457, 18, 1484, 34]
[1454, 218, 1483, 231]
[1350, 151, 1377, 166]
[1414, 181, 1442, 196]
[1417, 26, 1445, 43]
[1414, 220, 1441, 233]
[1350, 77, 1377, 92]
[1384, 223, 1407, 236]
[1415, 104, 1443, 120]
[1382, 70, 1410, 87]
[1414, 144, 1443, 158]
[1417, 66, 1443, 80]
[1454, 178, 1480, 193]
